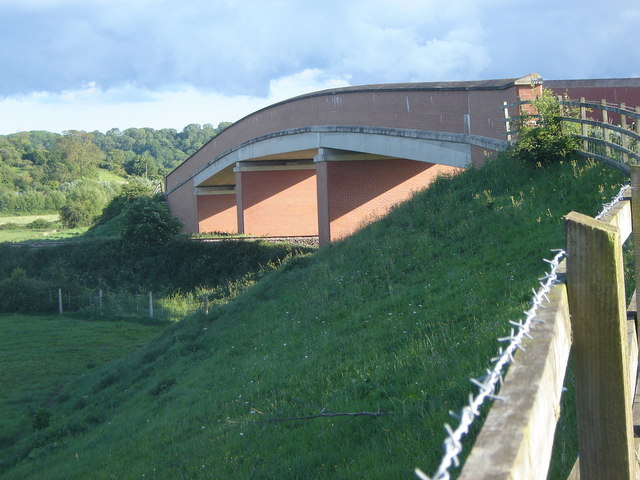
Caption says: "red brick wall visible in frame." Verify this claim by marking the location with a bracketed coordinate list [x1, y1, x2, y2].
[323, 158, 461, 242]
[197, 195, 237, 233]
[166, 85, 521, 194]
[546, 83, 640, 108]
[167, 185, 198, 233]
[240, 169, 318, 236]
[547, 83, 640, 123]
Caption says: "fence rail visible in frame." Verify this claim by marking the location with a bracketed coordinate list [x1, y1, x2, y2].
[422, 168, 640, 479]
[503, 97, 640, 173]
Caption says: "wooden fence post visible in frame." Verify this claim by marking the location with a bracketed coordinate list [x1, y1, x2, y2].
[621, 103, 629, 164]
[503, 101, 512, 143]
[565, 211, 635, 480]
[580, 97, 588, 152]
[632, 167, 640, 304]
[636, 107, 640, 155]
[601, 99, 610, 158]
[148, 292, 154, 318]
[58, 288, 63, 314]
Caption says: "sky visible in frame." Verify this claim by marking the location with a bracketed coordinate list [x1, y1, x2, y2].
[1, 0, 638, 135]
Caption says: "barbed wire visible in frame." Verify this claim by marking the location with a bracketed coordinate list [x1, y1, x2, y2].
[595, 182, 630, 220]
[415, 182, 631, 480]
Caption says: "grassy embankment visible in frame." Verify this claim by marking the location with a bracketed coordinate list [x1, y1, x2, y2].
[0, 315, 164, 461]
[0, 154, 627, 479]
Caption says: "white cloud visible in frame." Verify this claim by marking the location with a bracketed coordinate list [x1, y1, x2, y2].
[0, 0, 638, 133]
[0, 70, 353, 134]
[267, 70, 352, 100]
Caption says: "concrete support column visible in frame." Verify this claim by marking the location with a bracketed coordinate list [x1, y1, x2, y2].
[235, 169, 245, 234]
[314, 151, 331, 247]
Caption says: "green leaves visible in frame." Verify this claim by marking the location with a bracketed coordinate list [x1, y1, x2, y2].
[515, 89, 579, 166]
[120, 195, 184, 247]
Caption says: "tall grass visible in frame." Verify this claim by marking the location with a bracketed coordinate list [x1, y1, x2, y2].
[0, 153, 627, 479]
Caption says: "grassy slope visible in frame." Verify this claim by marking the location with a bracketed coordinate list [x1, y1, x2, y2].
[0, 316, 163, 466]
[0, 155, 626, 479]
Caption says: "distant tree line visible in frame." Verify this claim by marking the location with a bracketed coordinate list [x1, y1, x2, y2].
[0, 122, 231, 217]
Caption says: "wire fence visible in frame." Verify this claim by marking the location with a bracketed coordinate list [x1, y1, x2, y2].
[47, 288, 206, 322]
[416, 183, 631, 480]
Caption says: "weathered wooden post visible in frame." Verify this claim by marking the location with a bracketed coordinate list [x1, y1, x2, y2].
[565, 211, 635, 480]
[503, 101, 512, 143]
[601, 99, 610, 158]
[632, 167, 640, 306]
[621, 103, 629, 164]
[636, 107, 640, 155]
[580, 97, 588, 152]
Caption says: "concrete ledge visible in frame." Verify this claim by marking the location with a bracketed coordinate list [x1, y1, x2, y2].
[173, 125, 508, 194]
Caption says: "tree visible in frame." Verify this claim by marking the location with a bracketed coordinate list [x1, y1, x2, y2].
[127, 152, 159, 178]
[56, 130, 105, 181]
[59, 181, 115, 228]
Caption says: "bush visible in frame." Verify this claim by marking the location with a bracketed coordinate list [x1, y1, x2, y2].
[121, 195, 184, 247]
[59, 181, 118, 228]
[60, 201, 93, 228]
[515, 88, 579, 165]
[27, 219, 57, 229]
[0, 268, 54, 313]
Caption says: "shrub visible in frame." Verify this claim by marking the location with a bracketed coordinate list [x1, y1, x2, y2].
[60, 201, 93, 228]
[515, 88, 579, 165]
[121, 195, 184, 247]
[27, 219, 57, 229]
[0, 268, 54, 313]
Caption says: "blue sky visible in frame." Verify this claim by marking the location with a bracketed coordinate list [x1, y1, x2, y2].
[1, 0, 638, 134]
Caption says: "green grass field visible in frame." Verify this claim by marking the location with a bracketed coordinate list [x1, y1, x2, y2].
[0, 214, 89, 243]
[0, 154, 627, 479]
[95, 169, 128, 182]
[0, 215, 60, 225]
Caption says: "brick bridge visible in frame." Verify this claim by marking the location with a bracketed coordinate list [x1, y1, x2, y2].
[164, 74, 640, 246]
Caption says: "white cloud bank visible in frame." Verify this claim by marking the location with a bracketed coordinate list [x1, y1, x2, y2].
[0, 0, 638, 134]
[0, 69, 352, 134]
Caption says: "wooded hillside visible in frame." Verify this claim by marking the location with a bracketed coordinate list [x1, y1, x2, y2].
[0, 123, 229, 215]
